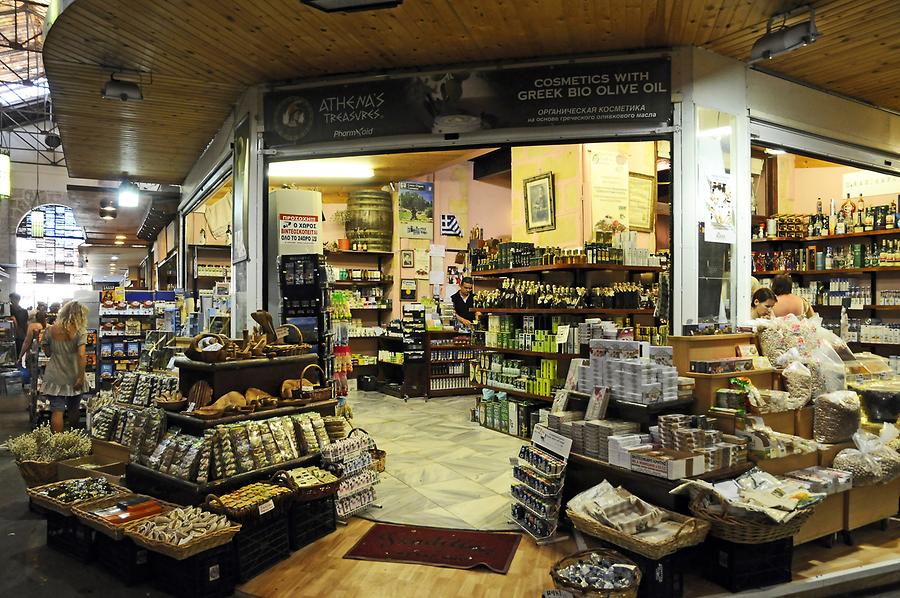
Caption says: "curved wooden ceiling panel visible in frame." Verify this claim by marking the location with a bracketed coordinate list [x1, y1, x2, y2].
[43, 0, 900, 184]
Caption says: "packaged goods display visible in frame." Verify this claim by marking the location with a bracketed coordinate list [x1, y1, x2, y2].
[130, 507, 234, 545]
[85, 496, 164, 525]
[287, 466, 339, 487]
[473, 239, 665, 271]
[689, 358, 754, 374]
[568, 481, 663, 534]
[832, 429, 900, 486]
[551, 551, 640, 592]
[577, 340, 678, 405]
[474, 279, 655, 310]
[212, 483, 292, 511]
[322, 434, 379, 518]
[37, 477, 119, 504]
[784, 467, 852, 495]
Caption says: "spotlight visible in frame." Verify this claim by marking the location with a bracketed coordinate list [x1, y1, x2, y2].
[44, 133, 61, 149]
[750, 5, 820, 63]
[101, 75, 143, 101]
[99, 197, 117, 220]
[118, 181, 140, 207]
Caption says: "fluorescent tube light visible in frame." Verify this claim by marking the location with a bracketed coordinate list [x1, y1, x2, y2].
[268, 160, 375, 179]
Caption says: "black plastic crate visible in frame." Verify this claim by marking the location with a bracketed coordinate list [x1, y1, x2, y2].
[590, 538, 686, 598]
[46, 511, 95, 563]
[95, 533, 150, 586]
[149, 542, 236, 598]
[702, 536, 793, 593]
[234, 511, 291, 582]
[289, 496, 336, 551]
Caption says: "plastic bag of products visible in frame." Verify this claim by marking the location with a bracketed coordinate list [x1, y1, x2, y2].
[813, 391, 860, 444]
[782, 360, 813, 408]
[832, 427, 900, 486]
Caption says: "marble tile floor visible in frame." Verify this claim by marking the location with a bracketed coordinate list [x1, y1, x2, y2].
[348, 390, 522, 531]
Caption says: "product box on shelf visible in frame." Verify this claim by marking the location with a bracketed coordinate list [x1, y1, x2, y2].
[689, 357, 753, 374]
[629, 448, 705, 480]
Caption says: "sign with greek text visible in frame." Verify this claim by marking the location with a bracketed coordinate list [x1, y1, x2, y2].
[279, 213, 320, 253]
[265, 58, 671, 147]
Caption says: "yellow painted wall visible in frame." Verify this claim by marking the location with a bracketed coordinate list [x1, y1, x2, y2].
[511, 144, 584, 247]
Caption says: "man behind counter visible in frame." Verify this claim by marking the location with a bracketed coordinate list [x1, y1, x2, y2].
[451, 276, 476, 328]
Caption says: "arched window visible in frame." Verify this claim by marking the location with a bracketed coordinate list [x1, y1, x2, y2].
[15, 204, 91, 308]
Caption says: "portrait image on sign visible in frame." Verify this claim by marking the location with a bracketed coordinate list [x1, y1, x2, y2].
[524, 172, 556, 233]
[274, 96, 315, 142]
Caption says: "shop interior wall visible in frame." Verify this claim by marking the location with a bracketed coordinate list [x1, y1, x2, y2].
[776, 156, 898, 214]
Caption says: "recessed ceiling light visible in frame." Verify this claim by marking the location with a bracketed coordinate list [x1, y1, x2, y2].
[268, 159, 374, 179]
[115, 234, 126, 240]
[111, 256, 119, 261]
[114, 240, 125, 245]
[764, 148, 787, 155]
[301, 0, 402, 13]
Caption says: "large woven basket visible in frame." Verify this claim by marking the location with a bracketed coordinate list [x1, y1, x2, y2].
[550, 548, 642, 598]
[17, 460, 58, 488]
[280, 469, 341, 503]
[124, 518, 241, 561]
[204, 472, 296, 523]
[73, 494, 181, 541]
[689, 489, 816, 544]
[567, 507, 710, 560]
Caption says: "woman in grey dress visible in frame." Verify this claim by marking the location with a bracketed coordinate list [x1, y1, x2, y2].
[40, 300, 88, 432]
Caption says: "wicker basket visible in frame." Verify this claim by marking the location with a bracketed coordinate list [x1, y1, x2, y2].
[280, 469, 342, 502]
[689, 489, 816, 544]
[17, 460, 58, 488]
[27, 479, 128, 516]
[72, 494, 181, 541]
[298, 363, 333, 402]
[349, 427, 386, 473]
[124, 518, 241, 561]
[184, 333, 228, 363]
[550, 548, 642, 598]
[567, 507, 710, 560]
[204, 474, 296, 523]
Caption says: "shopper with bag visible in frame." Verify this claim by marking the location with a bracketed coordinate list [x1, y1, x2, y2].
[40, 300, 88, 432]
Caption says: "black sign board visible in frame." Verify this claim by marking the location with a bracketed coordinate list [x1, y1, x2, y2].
[265, 58, 671, 147]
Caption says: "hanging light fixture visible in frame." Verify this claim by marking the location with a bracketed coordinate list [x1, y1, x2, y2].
[118, 181, 140, 207]
[301, 0, 402, 13]
[99, 197, 117, 220]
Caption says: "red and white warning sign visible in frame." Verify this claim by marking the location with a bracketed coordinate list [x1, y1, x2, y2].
[279, 213, 319, 251]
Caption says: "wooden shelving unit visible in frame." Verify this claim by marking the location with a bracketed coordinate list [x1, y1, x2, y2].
[753, 228, 900, 244]
[474, 345, 581, 359]
[425, 331, 476, 399]
[477, 307, 654, 315]
[755, 266, 900, 276]
[474, 263, 664, 277]
[473, 382, 552, 402]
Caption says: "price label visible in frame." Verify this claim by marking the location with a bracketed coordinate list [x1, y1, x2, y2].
[208, 564, 220, 582]
[186, 402, 196, 413]
[532, 424, 572, 459]
[508, 457, 519, 466]
[275, 326, 289, 342]
[258, 499, 275, 515]
[555, 325, 571, 345]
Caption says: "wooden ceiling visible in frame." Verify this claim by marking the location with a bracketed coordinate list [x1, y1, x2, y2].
[42, 0, 900, 184]
[67, 185, 158, 246]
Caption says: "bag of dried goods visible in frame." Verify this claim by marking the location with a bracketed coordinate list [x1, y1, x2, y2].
[782, 360, 813, 408]
[813, 391, 860, 444]
[833, 428, 900, 486]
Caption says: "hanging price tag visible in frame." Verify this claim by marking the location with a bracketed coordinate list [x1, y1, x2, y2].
[258, 499, 275, 515]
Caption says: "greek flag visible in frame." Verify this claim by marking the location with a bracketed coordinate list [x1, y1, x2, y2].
[441, 214, 462, 237]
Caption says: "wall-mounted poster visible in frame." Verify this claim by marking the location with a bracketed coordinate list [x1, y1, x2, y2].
[628, 173, 656, 232]
[702, 170, 735, 244]
[398, 181, 433, 239]
[400, 249, 414, 268]
[589, 146, 629, 230]
[400, 279, 417, 301]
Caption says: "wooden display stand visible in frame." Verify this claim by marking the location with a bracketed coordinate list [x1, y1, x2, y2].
[794, 492, 846, 545]
[844, 477, 900, 532]
[817, 441, 854, 466]
[669, 333, 756, 374]
[752, 451, 818, 475]
[175, 354, 317, 399]
[687, 369, 778, 414]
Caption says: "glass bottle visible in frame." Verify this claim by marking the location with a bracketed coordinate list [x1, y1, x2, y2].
[889, 200, 898, 230]
[836, 211, 845, 235]
[825, 246, 833, 270]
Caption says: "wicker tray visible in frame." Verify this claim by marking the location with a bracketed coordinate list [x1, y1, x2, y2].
[550, 548, 642, 598]
[124, 517, 241, 561]
[27, 479, 129, 517]
[72, 493, 181, 541]
[689, 489, 816, 544]
[281, 469, 342, 503]
[567, 507, 710, 560]
[204, 473, 296, 523]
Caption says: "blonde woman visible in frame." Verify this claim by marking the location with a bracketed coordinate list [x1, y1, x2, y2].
[40, 300, 88, 432]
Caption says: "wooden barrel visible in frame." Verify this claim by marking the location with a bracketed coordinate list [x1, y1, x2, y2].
[346, 189, 393, 252]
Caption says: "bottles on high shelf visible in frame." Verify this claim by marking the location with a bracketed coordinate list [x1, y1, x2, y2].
[855, 207, 865, 234]
[840, 193, 856, 222]
[835, 211, 845, 235]
[888, 199, 898, 230]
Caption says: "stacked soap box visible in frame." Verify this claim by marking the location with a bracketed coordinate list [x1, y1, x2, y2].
[577, 339, 678, 405]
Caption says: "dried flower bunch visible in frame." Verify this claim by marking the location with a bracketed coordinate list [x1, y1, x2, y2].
[7, 425, 91, 463]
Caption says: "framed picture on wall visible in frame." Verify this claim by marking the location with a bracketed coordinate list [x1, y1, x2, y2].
[400, 249, 414, 268]
[524, 172, 556, 233]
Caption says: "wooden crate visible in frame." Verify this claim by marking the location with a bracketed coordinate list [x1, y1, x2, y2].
[687, 369, 778, 414]
[753, 451, 818, 475]
[794, 406, 814, 439]
[845, 478, 900, 531]
[755, 410, 796, 435]
[794, 492, 846, 545]
[670, 333, 757, 375]
[817, 441, 854, 467]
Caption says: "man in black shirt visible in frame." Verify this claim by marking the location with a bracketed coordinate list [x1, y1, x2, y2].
[450, 276, 476, 328]
[9, 293, 28, 357]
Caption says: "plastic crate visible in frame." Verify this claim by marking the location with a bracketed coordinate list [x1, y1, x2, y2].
[234, 511, 291, 582]
[289, 496, 337, 551]
[149, 542, 236, 598]
[46, 511, 95, 563]
[592, 538, 686, 598]
[702, 536, 793, 593]
[95, 533, 150, 586]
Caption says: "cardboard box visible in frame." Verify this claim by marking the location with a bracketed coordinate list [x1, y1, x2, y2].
[756, 410, 795, 436]
[817, 441, 854, 467]
[844, 477, 900, 531]
[753, 451, 818, 475]
[794, 492, 846, 545]
[57, 456, 126, 484]
[794, 406, 814, 440]
[629, 448, 705, 480]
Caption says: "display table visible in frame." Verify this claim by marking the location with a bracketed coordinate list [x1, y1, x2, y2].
[175, 354, 317, 398]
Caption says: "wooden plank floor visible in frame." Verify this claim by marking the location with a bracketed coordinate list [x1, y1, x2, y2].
[239, 518, 900, 598]
[238, 519, 578, 598]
